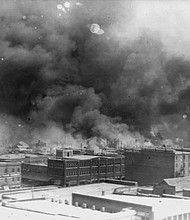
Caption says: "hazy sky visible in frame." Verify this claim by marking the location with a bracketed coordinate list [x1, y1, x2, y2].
[1, 0, 190, 147]
[129, 1, 190, 56]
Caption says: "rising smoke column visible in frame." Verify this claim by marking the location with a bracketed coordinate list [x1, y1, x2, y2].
[0, 0, 142, 146]
[0, 0, 190, 146]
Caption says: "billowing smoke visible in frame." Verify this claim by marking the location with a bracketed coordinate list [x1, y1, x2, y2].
[0, 0, 190, 149]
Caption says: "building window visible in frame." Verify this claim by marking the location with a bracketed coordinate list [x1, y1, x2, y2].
[17, 168, 20, 172]
[12, 177, 14, 181]
[108, 161, 112, 165]
[17, 177, 20, 182]
[12, 168, 15, 172]
[4, 168, 7, 173]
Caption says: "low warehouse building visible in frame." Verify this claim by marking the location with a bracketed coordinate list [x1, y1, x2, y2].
[153, 176, 190, 196]
[72, 192, 190, 220]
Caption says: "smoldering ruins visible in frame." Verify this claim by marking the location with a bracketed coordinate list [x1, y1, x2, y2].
[0, 0, 190, 150]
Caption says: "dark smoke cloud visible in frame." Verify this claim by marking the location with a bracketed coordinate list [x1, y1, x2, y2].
[0, 0, 190, 147]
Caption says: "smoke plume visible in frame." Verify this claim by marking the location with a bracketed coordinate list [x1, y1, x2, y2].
[0, 0, 190, 148]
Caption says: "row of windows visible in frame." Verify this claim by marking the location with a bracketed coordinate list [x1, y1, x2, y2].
[22, 166, 48, 174]
[24, 159, 47, 164]
[81, 162, 123, 167]
[115, 160, 122, 165]
[80, 161, 92, 167]
[4, 168, 20, 173]
[12, 177, 20, 182]
[48, 162, 64, 168]
[66, 167, 122, 176]
[66, 162, 78, 168]
[67, 164, 123, 170]
[67, 171, 78, 176]
[115, 166, 122, 172]
[67, 170, 90, 176]
[175, 162, 190, 168]
[48, 162, 52, 167]
[50, 162, 124, 169]
[3, 177, 20, 182]
[55, 164, 63, 168]
[107, 161, 114, 165]
[53, 170, 62, 176]
[107, 168, 114, 173]
[176, 155, 190, 160]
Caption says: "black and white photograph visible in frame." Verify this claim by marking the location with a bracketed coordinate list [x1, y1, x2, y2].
[0, 0, 190, 219]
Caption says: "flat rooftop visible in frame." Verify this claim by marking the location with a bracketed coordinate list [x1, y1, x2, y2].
[3, 183, 125, 203]
[126, 148, 190, 155]
[56, 155, 123, 161]
[0, 203, 74, 220]
[63, 155, 100, 160]
[23, 163, 47, 166]
[3, 187, 190, 220]
[9, 200, 135, 220]
[0, 154, 48, 160]
[0, 161, 21, 166]
[175, 151, 190, 155]
[101, 194, 190, 219]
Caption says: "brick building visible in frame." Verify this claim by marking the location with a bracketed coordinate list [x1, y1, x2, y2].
[21, 163, 53, 186]
[48, 154, 125, 186]
[125, 148, 190, 185]
[0, 162, 21, 189]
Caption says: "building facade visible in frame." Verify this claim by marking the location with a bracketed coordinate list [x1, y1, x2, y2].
[48, 154, 125, 186]
[0, 162, 21, 189]
[21, 163, 53, 186]
[56, 149, 73, 158]
[72, 192, 190, 220]
[153, 176, 190, 196]
[125, 148, 190, 185]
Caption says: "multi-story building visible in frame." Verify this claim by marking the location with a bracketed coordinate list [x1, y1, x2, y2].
[175, 149, 190, 177]
[0, 162, 21, 189]
[125, 148, 190, 185]
[48, 153, 125, 186]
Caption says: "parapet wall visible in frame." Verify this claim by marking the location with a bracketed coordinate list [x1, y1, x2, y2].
[72, 192, 153, 214]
